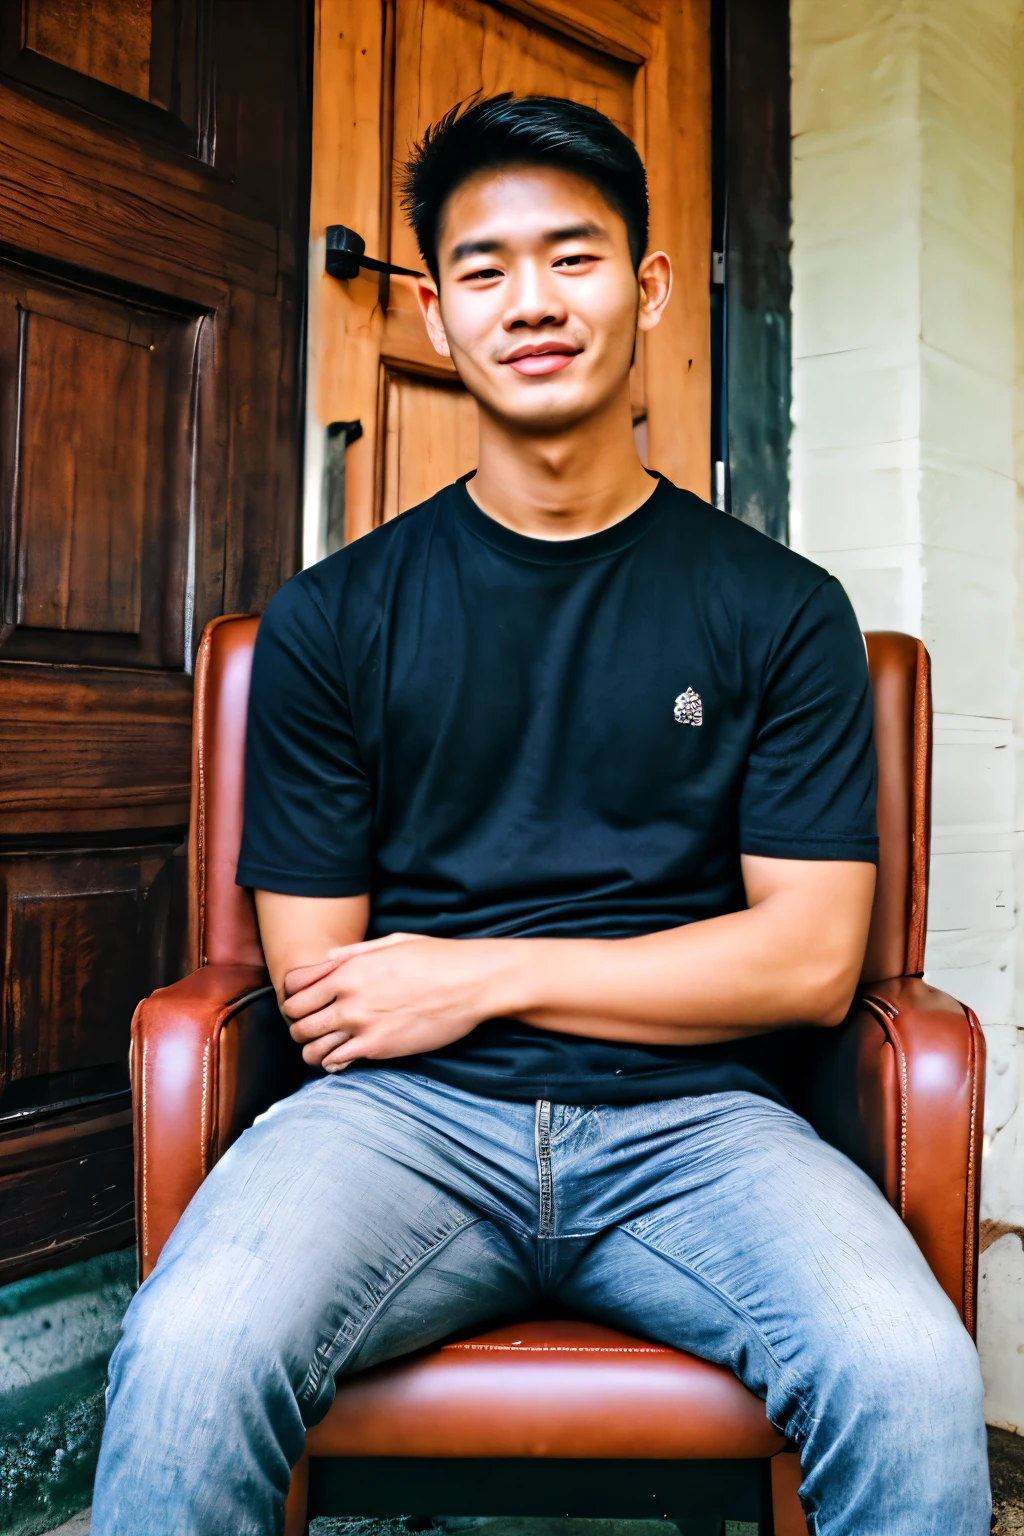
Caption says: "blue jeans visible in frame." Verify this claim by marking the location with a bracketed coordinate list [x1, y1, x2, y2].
[93, 1070, 989, 1534]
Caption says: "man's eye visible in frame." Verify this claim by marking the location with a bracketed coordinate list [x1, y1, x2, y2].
[554, 254, 595, 269]
[463, 266, 504, 281]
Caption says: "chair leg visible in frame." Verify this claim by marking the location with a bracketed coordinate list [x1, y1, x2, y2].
[770, 1451, 809, 1536]
[284, 1453, 310, 1536]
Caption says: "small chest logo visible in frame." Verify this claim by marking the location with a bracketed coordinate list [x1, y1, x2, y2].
[673, 687, 703, 727]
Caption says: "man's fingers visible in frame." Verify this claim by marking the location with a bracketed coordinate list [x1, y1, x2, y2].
[302, 1030, 351, 1067]
[321, 1035, 369, 1070]
[288, 1005, 349, 1043]
[282, 973, 353, 1021]
[283, 956, 343, 998]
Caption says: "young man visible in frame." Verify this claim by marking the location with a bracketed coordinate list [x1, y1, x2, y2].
[93, 96, 988, 1534]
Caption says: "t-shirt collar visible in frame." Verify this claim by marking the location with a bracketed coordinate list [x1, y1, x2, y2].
[452, 470, 670, 565]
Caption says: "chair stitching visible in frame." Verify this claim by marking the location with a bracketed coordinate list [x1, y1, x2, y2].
[895, 1033, 908, 1220]
[194, 631, 209, 968]
[861, 996, 909, 1220]
[199, 1036, 212, 1178]
[963, 1003, 981, 1331]
[442, 1343, 668, 1354]
[908, 639, 931, 976]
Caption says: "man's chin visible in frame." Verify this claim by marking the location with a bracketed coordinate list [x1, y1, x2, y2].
[480, 391, 601, 438]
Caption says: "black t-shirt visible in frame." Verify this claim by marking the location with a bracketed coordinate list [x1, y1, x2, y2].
[237, 475, 877, 1105]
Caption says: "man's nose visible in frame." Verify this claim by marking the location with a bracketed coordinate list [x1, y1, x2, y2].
[502, 262, 567, 329]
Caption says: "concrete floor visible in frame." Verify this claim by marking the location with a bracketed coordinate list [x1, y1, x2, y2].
[992, 1427, 1024, 1535]
[40, 1430, 1024, 1535]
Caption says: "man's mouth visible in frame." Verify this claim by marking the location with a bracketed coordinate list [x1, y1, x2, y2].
[501, 343, 582, 376]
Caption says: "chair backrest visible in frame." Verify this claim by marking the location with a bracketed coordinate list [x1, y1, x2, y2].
[188, 615, 264, 970]
[861, 631, 931, 982]
[189, 617, 932, 985]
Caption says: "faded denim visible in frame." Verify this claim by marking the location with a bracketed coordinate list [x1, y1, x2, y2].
[92, 1070, 990, 1534]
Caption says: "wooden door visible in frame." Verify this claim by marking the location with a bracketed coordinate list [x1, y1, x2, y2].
[0, 1, 309, 1281]
[306, 0, 711, 547]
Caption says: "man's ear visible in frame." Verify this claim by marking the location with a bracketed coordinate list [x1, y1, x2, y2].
[414, 277, 451, 358]
[636, 251, 672, 333]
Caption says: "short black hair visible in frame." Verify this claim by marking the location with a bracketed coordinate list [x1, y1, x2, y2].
[400, 94, 649, 281]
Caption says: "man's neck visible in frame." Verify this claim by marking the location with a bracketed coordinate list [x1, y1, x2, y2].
[467, 388, 655, 541]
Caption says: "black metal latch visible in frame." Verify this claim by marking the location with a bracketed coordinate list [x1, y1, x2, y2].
[325, 225, 424, 281]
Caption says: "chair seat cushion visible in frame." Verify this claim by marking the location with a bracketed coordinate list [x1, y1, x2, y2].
[306, 1319, 786, 1460]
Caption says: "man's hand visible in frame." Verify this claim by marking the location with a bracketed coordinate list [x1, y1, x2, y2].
[282, 933, 516, 1071]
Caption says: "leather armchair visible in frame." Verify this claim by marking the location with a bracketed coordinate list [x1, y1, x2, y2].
[131, 618, 983, 1536]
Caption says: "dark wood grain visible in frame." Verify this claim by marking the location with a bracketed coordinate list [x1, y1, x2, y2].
[5, 0, 216, 161]
[20, 311, 149, 633]
[0, 846, 179, 1087]
[0, 665, 192, 822]
[0, 0, 309, 1279]
[1, 262, 202, 668]
[0, 1099, 134, 1285]
[0, 93, 278, 298]
[26, 0, 154, 101]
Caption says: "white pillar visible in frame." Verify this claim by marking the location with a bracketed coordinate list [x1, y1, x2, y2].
[791, 0, 1023, 1430]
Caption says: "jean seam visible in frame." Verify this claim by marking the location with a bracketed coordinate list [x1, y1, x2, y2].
[619, 1222, 814, 1444]
[538, 1229, 597, 1241]
[534, 1100, 554, 1238]
[297, 1212, 483, 1408]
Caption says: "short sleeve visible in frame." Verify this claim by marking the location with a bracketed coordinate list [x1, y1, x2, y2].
[235, 580, 373, 895]
[739, 577, 878, 863]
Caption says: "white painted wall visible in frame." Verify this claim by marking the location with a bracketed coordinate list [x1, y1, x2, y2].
[791, 0, 1024, 1431]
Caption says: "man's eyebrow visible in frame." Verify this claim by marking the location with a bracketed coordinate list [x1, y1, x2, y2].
[448, 222, 611, 263]
[544, 221, 609, 243]
[449, 237, 504, 262]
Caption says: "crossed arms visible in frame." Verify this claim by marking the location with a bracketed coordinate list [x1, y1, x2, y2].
[256, 856, 876, 1072]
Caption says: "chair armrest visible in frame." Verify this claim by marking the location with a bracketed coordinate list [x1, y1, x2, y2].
[131, 964, 304, 1280]
[804, 976, 984, 1334]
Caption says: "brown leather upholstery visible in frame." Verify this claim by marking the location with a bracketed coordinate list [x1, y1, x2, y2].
[866, 978, 984, 1331]
[188, 615, 264, 970]
[862, 632, 931, 982]
[306, 1320, 786, 1459]
[132, 963, 299, 1278]
[805, 976, 984, 1332]
[130, 614, 984, 1536]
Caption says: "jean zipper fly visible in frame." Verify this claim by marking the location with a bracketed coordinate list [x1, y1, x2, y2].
[534, 1099, 554, 1237]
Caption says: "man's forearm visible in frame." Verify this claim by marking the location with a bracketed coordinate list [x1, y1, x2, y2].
[255, 889, 370, 1003]
[483, 879, 872, 1044]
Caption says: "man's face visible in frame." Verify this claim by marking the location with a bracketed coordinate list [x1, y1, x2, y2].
[417, 164, 669, 435]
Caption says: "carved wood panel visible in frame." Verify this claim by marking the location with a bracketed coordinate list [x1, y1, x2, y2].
[0, 1100, 134, 1283]
[0, 0, 309, 1279]
[21, 313, 149, 633]
[0, 846, 176, 1089]
[26, 0, 155, 99]
[3, 0, 214, 160]
[0, 265, 203, 667]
